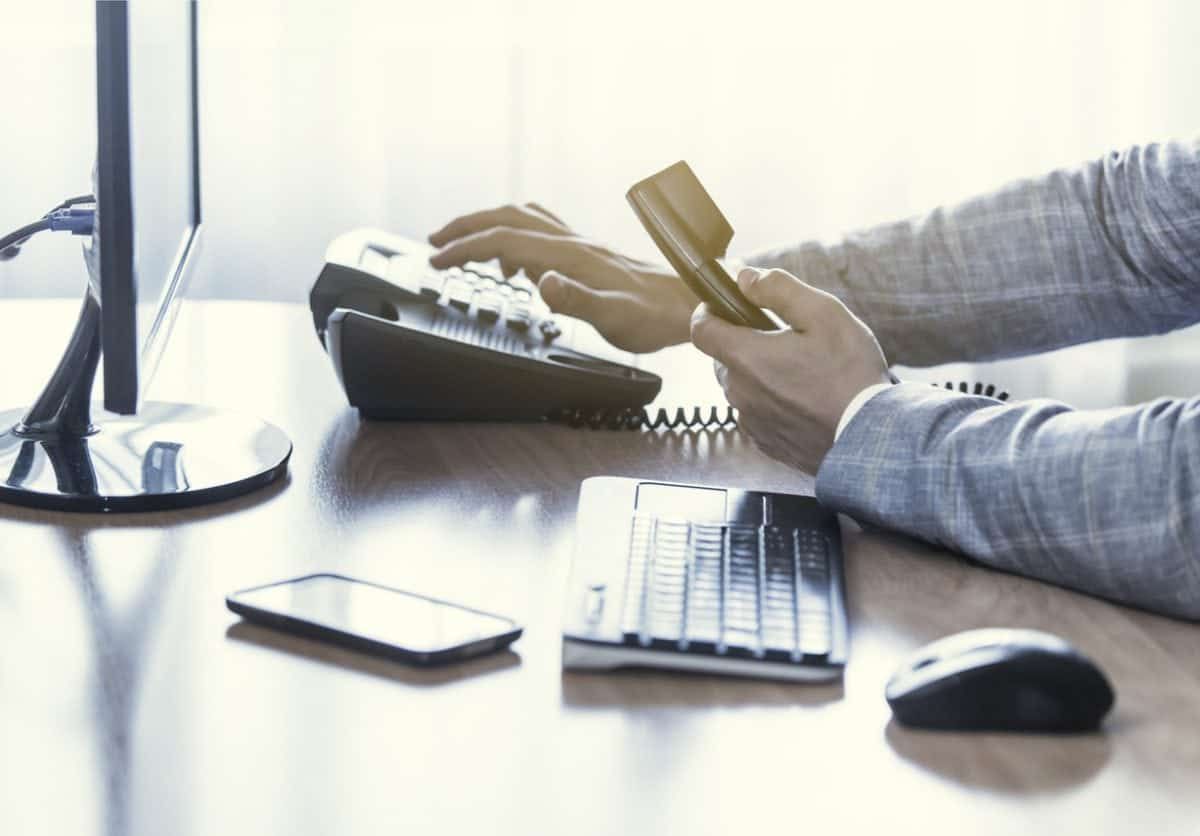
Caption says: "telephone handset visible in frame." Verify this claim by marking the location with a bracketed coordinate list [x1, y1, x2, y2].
[627, 160, 780, 330]
[627, 161, 1011, 403]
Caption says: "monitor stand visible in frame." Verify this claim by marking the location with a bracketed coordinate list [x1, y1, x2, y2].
[0, 290, 292, 512]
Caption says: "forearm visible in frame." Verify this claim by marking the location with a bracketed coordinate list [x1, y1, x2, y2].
[815, 383, 1200, 619]
[749, 140, 1200, 366]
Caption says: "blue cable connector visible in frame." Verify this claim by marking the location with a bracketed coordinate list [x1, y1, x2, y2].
[45, 206, 96, 236]
[0, 196, 96, 259]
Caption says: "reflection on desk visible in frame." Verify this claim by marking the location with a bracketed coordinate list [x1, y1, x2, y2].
[0, 300, 1197, 836]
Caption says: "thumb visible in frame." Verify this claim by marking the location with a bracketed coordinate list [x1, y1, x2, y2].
[736, 266, 840, 330]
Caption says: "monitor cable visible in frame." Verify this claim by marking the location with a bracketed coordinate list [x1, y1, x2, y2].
[0, 195, 96, 261]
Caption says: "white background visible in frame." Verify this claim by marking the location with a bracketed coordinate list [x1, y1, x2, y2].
[2, 0, 1199, 405]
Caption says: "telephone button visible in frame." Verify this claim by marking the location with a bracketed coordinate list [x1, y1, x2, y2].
[506, 304, 532, 331]
[476, 291, 503, 323]
[418, 272, 445, 300]
[444, 279, 473, 312]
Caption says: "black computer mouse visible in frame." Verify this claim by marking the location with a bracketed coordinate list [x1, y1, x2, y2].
[885, 628, 1115, 733]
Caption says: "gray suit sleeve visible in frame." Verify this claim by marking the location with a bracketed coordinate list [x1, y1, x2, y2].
[748, 139, 1200, 366]
[815, 383, 1200, 619]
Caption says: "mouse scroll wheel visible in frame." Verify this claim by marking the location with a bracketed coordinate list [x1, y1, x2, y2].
[912, 657, 937, 671]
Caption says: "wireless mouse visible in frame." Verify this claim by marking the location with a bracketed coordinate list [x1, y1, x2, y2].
[885, 628, 1115, 733]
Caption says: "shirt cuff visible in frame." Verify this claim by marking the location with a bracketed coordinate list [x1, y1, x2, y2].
[835, 382, 892, 440]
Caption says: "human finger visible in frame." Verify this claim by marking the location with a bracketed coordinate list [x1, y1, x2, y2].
[428, 204, 567, 248]
[689, 303, 758, 371]
[430, 227, 593, 277]
[736, 267, 843, 331]
[539, 271, 656, 352]
[713, 358, 730, 392]
[523, 202, 569, 227]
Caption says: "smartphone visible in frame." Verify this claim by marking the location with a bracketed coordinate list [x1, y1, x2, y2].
[627, 160, 779, 330]
[226, 573, 523, 666]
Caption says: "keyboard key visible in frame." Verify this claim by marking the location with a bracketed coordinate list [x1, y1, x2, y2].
[620, 515, 838, 663]
[621, 518, 654, 641]
[794, 530, 832, 657]
[585, 584, 606, 626]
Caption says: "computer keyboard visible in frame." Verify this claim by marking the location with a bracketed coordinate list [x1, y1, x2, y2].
[563, 477, 848, 682]
[622, 517, 833, 661]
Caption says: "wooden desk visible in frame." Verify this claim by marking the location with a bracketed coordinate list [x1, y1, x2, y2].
[1, 300, 1197, 836]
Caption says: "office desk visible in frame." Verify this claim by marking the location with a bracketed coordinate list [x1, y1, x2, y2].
[0, 300, 1197, 836]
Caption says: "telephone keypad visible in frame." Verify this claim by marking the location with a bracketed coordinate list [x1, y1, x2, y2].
[412, 255, 548, 338]
[357, 245, 601, 358]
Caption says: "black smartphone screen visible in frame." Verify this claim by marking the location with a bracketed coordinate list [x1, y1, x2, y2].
[226, 573, 522, 664]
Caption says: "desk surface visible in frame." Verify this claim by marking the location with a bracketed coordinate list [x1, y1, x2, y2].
[1, 299, 1198, 836]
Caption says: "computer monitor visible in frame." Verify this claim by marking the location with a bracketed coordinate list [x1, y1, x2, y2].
[0, 0, 291, 512]
[97, 0, 202, 413]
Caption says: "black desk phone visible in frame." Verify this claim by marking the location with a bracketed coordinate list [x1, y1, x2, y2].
[309, 228, 677, 424]
[308, 162, 764, 427]
[309, 163, 1006, 424]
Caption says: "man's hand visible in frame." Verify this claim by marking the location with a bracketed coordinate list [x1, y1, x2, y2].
[691, 267, 892, 473]
[429, 203, 697, 353]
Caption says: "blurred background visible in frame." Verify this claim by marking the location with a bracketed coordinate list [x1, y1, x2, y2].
[2, 0, 1199, 406]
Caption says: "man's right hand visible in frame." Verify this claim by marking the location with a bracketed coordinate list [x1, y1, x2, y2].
[429, 203, 696, 353]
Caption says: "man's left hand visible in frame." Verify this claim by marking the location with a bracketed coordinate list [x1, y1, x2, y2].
[690, 267, 892, 474]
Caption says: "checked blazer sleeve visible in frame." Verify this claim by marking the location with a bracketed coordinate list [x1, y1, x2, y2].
[748, 140, 1200, 367]
[816, 383, 1200, 620]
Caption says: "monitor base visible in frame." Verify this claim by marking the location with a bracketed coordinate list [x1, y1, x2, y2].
[0, 402, 292, 512]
